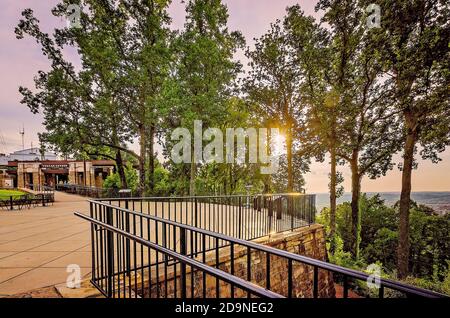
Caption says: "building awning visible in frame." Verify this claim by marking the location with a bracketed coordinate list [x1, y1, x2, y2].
[41, 164, 69, 169]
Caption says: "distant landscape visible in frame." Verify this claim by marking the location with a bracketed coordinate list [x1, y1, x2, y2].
[315, 192, 450, 215]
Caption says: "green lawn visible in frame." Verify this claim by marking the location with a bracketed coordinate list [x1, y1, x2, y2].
[0, 189, 26, 200]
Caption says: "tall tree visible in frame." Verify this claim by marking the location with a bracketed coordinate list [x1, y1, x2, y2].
[363, 0, 450, 277]
[283, 5, 343, 250]
[16, 1, 173, 192]
[245, 19, 308, 192]
[118, 0, 173, 193]
[16, 2, 137, 188]
[171, 0, 244, 195]
[315, 0, 404, 257]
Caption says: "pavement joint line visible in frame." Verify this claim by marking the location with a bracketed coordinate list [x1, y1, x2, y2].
[0, 218, 87, 235]
[0, 219, 91, 243]
[0, 230, 91, 259]
[0, 242, 92, 286]
[0, 214, 88, 238]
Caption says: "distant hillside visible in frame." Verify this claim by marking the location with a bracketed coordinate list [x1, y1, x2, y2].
[314, 192, 450, 215]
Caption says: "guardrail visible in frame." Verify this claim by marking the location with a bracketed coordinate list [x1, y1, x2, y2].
[26, 184, 55, 194]
[76, 198, 448, 298]
[0, 193, 54, 211]
[56, 184, 140, 198]
[76, 212, 283, 298]
[95, 194, 315, 241]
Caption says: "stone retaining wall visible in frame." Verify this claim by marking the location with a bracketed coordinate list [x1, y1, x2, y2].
[145, 224, 335, 298]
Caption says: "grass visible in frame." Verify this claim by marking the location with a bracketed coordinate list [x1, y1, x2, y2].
[0, 189, 26, 200]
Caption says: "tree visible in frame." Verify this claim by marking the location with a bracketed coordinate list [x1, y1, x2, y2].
[16, 1, 174, 193]
[245, 18, 308, 192]
[282, 5, 343, 250]
[316, 0, 403, 257]
[170, 0, 244, 195]
[363, 0, 450, 278]
[15, 2, 137, 188]
[118, 0, 173, 193]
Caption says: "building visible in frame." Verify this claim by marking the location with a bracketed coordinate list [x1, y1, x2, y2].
[0, 147, 58, 166]
[4, 160, 115, 188]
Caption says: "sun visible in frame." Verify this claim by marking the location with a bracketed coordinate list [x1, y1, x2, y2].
[272, 132, 286, 156]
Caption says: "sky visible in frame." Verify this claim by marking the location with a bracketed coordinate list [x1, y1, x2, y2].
[0, 0, 448, 193]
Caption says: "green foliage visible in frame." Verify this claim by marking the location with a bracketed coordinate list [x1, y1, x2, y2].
[327, 235, 367, 271]
[104, 163, 138, 192]
[0, 189, 27, 200]
[153, 165, 172, 196]
[318, 194, 450, 295]
[403, 262, 450, 296]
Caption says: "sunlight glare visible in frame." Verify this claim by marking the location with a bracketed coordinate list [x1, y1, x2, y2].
[272, 132, 286, 156]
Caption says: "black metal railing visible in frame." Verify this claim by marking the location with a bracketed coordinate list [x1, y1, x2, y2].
[95, 194, 315, 241]
[26, 184, 55, 194]
[0, 188, 54, 211]
[75, 198, 448, 298]
[56, 184, 140, 198]
[76, 211, 283, 298]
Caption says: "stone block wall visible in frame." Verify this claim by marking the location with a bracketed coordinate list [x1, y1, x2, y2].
[143, 224, 335, 298]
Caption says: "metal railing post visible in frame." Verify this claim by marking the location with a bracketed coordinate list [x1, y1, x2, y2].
[106, 206, 114, 298]
[238, 197, 242, 239]
[289, 196, 294, 231]
[268, 197, 273, 234]
[313, 266, 318, 298]
[10, 196, 13, 210]
[180, 227, 187, 298]
[276, 197, 282, 220]
[312, 195, 316, 224]
[125, 200, 131, 275]
[89, 202, 95, 282]
[194, 197, 198, 256]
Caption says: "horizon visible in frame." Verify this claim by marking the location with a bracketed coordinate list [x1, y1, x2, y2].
[1, 0, 449, 193]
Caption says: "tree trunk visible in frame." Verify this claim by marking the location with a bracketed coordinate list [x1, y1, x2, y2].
[138, 125, 146, 192]
[329, 145, 337, 253]
[397, 113, 418, 279]
[349, 151, 361, 258]
[147, 125, 155, 194]
[286, 129, 293, 192]
[115, 150, 127, 189]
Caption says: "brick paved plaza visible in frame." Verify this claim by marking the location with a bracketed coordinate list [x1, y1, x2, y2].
[0, 192, 91, 296]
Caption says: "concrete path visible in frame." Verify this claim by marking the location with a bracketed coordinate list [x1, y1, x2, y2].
[0, 191, 91, 296]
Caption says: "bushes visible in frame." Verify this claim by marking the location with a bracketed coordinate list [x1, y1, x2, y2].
[103, 163, 138, 192]
[317, 194, 450, 296]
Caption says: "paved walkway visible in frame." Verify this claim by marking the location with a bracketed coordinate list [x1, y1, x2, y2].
[0, 191, 91, 296]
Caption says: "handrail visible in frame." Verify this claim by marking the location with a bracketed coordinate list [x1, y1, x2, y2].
[83, 199, 448, 298]
[94, 193, 313, 201]
[74, 212, 284, 299]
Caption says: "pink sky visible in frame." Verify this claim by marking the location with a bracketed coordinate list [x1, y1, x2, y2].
[0, 0, 448, 193]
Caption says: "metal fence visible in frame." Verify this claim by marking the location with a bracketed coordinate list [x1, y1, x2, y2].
[0, 187, 54, 211]
[76, 211, 282, 298]
[26, 184, 55, 194]
[56, 184, 140, 198]
[96, 194, 315, 241]
[75, 196, 448, 298]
